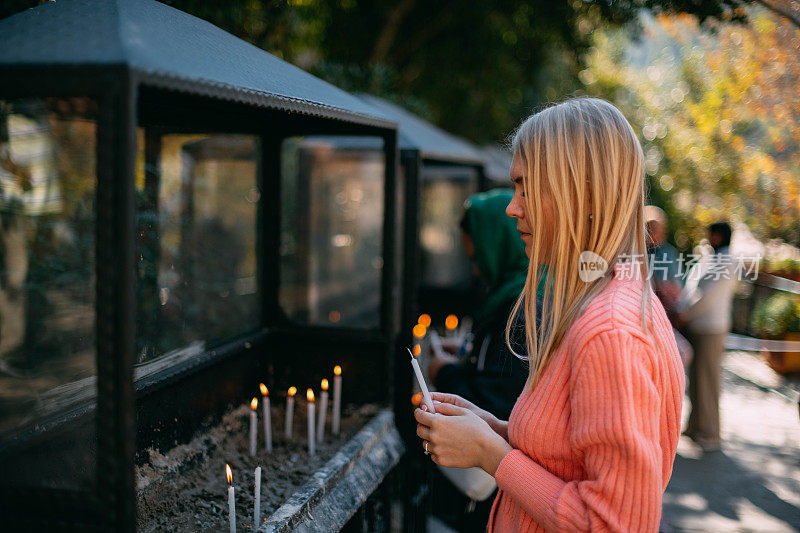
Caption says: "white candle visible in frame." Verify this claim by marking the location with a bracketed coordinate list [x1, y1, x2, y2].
[254, 466, 261, 526]
[285, 386, 296, 440]
[332, 366, 342, 435]
[408, 347, 435, 413]
[226, 464, 236, 533]
[316, 379, 329, 444]
[249, 397, 258, 457]
[306, 389, 316, 456]
[260, 384, 272, 452]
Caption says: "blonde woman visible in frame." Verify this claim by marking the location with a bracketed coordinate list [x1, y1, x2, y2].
[414, 98, 685, 532]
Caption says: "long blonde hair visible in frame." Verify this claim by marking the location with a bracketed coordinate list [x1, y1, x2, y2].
[507, 97, 652, 389]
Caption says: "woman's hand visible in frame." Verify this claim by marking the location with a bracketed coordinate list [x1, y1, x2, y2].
[428, 392, 508, 440]
[414, 401, 512, 475]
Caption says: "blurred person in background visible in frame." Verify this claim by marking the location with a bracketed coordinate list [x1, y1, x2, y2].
[646, 205, 693, 368]
[425, 189, 544, 532]
[645, 205, 682, 319]
[677, 221, 736, 452]
[428, 188, 542, 423]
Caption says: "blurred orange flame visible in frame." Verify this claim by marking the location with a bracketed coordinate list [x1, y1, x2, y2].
[251, 397, 258, 410]
[260, 383, 268, 396]
[413, 324, 427, 338]
[225, 464, 232, 484]
[413, 344, 421, 356]
[307, 389, 315, 402]
[334, 365, 342, 376]
[445, 315, 458, 330]
[418, 314, 432, 328]
[288, 386, 297, 397]
[411, 392, 423, 407]
[321, 379, 329, 391]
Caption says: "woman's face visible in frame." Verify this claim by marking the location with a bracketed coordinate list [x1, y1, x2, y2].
[506, 152, 554, 261]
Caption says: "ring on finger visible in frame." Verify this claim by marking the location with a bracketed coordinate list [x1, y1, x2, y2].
[423, 441, 430, 455]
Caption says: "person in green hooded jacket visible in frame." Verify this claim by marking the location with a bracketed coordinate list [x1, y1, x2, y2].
[427, 188, 546, 421]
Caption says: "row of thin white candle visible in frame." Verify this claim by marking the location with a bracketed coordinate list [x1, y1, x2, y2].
[228, 365, 343, 531]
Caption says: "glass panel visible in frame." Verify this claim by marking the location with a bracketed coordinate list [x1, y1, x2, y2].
[280, 136, 385, 328]
[135, 133, 260, 366]
[419, 166, 478, 288]
[0, 97, 97, 489]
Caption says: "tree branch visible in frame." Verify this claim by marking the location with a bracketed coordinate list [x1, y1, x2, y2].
[369, 0, 416, 65]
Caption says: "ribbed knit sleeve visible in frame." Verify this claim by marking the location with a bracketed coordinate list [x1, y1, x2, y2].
[494, 328, 663, 532]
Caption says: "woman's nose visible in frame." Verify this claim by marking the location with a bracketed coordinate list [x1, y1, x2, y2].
[506, 194, 523, 219]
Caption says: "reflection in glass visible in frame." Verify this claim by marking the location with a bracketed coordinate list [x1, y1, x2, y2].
[136, 133, 260, 365]
[0, 98, 97, 488]
[420, 167, 478, 288]
[280, 137, 385, 328]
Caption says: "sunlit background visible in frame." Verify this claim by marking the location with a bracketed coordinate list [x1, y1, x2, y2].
[1, 1, 798, 531]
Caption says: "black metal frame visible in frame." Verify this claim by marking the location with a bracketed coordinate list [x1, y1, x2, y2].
[0, 65, 400, 531]
[404, 154, 485, 325]
[389, 149, 489, 532]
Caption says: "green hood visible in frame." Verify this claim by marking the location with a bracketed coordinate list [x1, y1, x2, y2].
[464, 189, 546, 328]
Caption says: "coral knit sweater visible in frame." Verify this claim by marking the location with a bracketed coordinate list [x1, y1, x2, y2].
[488, 264, 685, 532]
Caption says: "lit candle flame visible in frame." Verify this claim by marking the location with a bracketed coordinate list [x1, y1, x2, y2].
[413, 344, 421, 356]
[225, 464, 232, 484]
[321, 379, 329, 391]
[418, 314, 432, 328]
[260, 383, 268, 396]
[413, 323, 427, 338]
[307, 389, 315, 402]
[334, 365, 341, 376]
[445, 314, 458, 330]
[411, 392, 423, 406]
[288, 386, 297, 397]
[251, 397, 258, 410]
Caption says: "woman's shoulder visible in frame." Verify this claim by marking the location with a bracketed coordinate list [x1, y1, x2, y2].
[569, 274, 668, 353]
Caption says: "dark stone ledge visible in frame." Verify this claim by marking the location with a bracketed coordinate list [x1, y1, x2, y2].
[260, 410, 404, 532]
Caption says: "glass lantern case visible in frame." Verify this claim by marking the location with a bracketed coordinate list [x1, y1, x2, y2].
[0, 1, 399, 530]
[357, 95, 487, 327]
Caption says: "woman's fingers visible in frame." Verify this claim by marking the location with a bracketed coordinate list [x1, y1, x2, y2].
[416, 424, 431, 441]
[414, 407, 436, 427]
[430, 391, 463, 405]
[431, 401, 468, 416]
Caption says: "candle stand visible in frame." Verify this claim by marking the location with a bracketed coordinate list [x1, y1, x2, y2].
[0, 1, 501, 531]
[0, 1, 407, 530]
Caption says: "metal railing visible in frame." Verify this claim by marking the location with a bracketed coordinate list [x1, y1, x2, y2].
[730, 273, 800, 352]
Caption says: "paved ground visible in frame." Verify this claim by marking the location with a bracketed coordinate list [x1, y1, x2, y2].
[662, 351, 800, 533]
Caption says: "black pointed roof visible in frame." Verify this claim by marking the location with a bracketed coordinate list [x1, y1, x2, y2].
[0, 0, 393, 128]
[478, 143, 513, 185]
[357, 94, 484, 165]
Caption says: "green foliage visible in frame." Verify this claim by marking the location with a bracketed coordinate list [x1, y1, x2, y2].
[586, 0, 748, 25]
[761, 257, 800, 279]
[0, 0, 766, 144]
[582, 8, 800, 249]
[750, 292, 800, 338]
